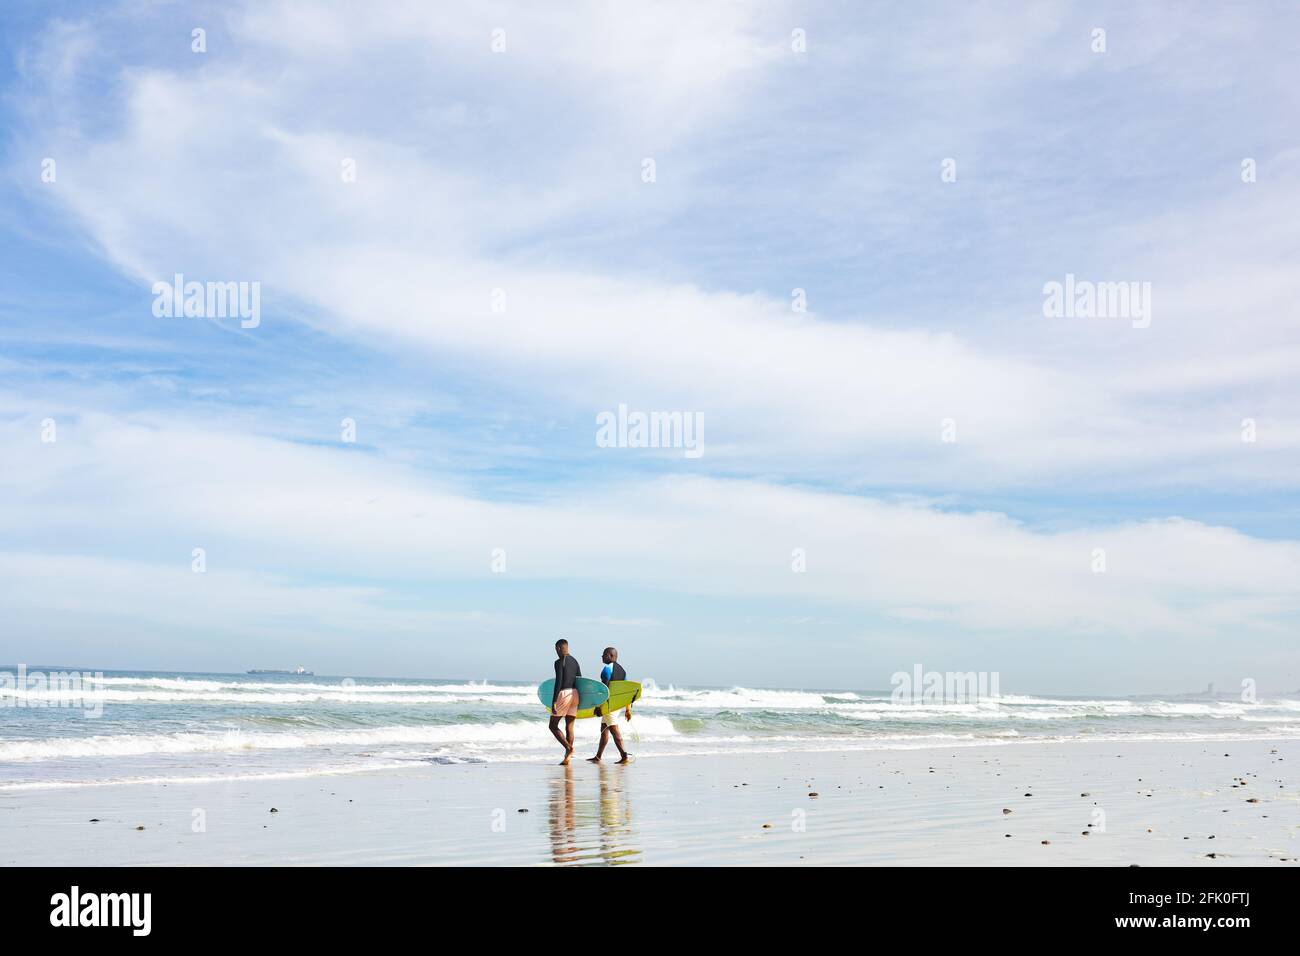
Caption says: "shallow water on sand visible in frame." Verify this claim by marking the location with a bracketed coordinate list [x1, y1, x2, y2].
[3, 742, 1294, 866]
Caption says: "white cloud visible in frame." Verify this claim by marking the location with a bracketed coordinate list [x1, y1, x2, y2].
[5, 1, 1299, 685]
[17, 0, 1298, 490]
[3, 410, 1297, 644]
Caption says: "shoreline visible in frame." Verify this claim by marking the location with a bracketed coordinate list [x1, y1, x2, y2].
[2, 727, 1298, 793]
[2, 737, 1295, 865]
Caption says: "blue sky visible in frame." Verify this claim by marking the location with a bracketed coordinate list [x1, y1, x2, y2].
[1, 1, 1298, 693]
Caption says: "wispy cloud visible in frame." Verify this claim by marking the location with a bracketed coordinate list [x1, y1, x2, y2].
[2, 0, 1298, 688]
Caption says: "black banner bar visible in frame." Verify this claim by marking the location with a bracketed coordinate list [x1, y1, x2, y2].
[2, 865, 1282, 940]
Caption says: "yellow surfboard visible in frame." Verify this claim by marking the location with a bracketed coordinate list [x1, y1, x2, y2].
[577, 680, 642, 720]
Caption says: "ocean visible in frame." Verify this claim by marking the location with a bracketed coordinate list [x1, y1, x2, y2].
[2, 669, 1298, 792]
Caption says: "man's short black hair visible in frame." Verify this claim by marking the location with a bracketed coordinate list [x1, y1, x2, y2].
[555, 638, 568, 648]
[603, 646, 618, 659]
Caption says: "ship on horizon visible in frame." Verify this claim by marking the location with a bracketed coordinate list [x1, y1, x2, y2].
[246, 666, 313, 676]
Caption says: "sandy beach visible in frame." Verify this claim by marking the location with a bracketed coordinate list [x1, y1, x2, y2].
[3, 738, 1295, 866]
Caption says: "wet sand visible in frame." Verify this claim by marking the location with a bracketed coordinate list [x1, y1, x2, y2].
[2, 738, 1295, 865]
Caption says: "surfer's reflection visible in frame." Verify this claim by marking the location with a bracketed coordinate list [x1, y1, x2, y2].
[595, 761, 640, 865]
[546, 762, 642, 865]
[547, 763, 581, 864]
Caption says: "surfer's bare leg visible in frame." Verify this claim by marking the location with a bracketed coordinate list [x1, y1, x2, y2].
[559, 715, 576, 764]
[587, 725, 609, 762]
[610, 725, 629, 763]
[548, 714, 568, 752]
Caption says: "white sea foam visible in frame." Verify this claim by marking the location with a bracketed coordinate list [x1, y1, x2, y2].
[4, 726, 1298, 793]
[0, 761, 416, 792]
[0, 688, 536, 705]
[642, 686, 862, 709]
[0, 715, 682, 762]
[78, 676, 531, 695]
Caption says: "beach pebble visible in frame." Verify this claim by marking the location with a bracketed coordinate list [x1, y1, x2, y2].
[761, 823, 772, 829]
[135, 826, 145, 831]
[517, 808, 529, 813]
[1246, 798, 1260, 803]
[269, 807, 278, 813]
[89, 819, 99, 823]
[1002, 808, 1013, 814]
[808, 792, 818, 798]
[1041, 840, 1051, 845]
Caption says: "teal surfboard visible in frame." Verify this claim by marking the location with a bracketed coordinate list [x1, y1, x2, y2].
[538, 677, 609, 714]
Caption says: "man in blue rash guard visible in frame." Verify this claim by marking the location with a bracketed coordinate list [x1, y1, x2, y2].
[587, 646, 631, 764]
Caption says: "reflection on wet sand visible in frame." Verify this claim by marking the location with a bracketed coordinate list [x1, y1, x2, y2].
[547, 761, 642, 865]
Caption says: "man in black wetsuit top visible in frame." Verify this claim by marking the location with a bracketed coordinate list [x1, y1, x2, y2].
[548, 638, 581, 765]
